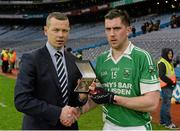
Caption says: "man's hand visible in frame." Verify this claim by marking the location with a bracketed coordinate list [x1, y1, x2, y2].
[60, 106, 78, 127]
[89, 87, 115, 104]
[71, 106, 81, 120]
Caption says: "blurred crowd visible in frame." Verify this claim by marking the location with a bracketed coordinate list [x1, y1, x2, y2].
[1, 48, 16, 73]
[170, 14, 179, 29]
[141, 20, 161, 34]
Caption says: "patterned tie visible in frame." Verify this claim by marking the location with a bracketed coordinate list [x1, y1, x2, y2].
[55, 51, 68, 105]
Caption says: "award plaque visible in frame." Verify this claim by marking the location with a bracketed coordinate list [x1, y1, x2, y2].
[74, 60, 96, 93]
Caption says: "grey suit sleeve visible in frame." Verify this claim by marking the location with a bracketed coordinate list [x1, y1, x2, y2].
[14, 54, 60, 126]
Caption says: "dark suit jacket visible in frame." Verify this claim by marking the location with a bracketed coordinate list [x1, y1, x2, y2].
[14, 45, 83, 130]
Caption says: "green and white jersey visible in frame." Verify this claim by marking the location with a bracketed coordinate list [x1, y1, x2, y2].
[95, 42, 160, 127]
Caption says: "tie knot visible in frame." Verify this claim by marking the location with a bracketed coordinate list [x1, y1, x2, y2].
[55, 51, 63, 58]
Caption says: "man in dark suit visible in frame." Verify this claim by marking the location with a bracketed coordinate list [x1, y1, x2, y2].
[14, 12, 85, 130]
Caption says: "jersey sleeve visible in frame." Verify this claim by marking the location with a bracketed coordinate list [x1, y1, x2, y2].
[140, 52, 160, 94]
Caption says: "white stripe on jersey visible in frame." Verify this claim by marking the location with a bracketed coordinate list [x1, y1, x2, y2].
[134, 47, 153, 65]
[134, 46, 157, 81]
[140, 79, 159, 83]
[151, 75, 158, 81]
[103, 106, 108, 113]
[124, 54, 132, 60]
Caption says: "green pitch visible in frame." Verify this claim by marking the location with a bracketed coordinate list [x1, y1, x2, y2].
[0, 75, 22, 129]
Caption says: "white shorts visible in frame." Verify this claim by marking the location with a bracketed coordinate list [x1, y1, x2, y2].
[103, 120, 151, 131]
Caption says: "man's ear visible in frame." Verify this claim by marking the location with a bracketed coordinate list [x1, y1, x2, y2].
[44, 26, 48, 36]
[127, 26, 132, 36]
[129, 26, 132, 33]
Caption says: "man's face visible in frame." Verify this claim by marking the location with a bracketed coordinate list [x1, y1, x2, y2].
[44, 17, 70, 49]
[105, 17, 131, 49]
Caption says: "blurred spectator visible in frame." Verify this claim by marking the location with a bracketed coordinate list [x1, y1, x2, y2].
[131, 26, 136, 37]
[170, 14, 177, 29]
[141, 23, 146, 34]
[158, 48, 177, 129]
[147, 22, 153, 32]
[1, 48, 9, 73]
[153, 20, 160, 31]
[8, 49, 16, 73]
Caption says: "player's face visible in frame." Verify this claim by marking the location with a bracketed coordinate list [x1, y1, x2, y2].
[44, 17, 70, 49]
[105, 17, 131, 50]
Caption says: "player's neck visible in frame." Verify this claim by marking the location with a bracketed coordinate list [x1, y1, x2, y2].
[112, 41, 129, 60]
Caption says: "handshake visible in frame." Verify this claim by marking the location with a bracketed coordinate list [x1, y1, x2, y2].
[60, 105, 81, 127]
[60, 81, 116, 127]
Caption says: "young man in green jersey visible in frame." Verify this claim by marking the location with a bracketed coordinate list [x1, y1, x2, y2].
[78, 9, 161, 130]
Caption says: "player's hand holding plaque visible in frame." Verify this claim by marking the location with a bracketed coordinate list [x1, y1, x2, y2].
[74, 60, 96, 94]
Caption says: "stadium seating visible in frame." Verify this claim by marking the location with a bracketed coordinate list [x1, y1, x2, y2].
[83, 28, 180, 61]
[0, 13, 179, 61]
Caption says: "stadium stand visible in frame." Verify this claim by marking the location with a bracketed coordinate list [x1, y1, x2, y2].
[82, 27, 180, 62]
[0, 0, 179, 66]
[0, 11, 179, 60]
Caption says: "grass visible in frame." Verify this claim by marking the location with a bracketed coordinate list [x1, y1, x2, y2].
[0, 74, 167, 130]
[78, 106, 103, 130]
[0, 75, 22, 129]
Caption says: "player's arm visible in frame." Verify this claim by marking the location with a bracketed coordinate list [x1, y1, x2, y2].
[89, 87, 160, 112]
[113, 91, 160, 112]
[81, 96, 98, 114]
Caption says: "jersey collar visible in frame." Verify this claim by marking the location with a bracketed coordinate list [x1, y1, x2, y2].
[107, 41, 134, 64]
[122, 41, 134, 55]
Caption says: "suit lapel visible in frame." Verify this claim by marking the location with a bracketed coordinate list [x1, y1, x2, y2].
[40, 47, 77, 102]
[40, 46, 60, 89]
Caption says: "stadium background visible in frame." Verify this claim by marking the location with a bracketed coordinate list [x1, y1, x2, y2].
[0, 0, 180, 130]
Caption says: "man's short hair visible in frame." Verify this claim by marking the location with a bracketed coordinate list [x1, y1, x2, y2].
[105, 9, 130, 26]
[46, 12, 69, 26]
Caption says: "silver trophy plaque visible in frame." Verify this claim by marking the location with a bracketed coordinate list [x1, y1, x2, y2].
[74, 60, 96, 93]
